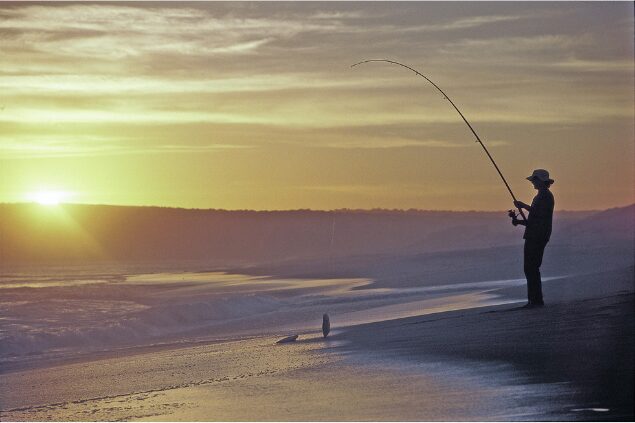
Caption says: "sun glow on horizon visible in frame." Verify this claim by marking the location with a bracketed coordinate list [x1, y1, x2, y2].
[1, 3, 632, 211]
[26, 190, 74, 206]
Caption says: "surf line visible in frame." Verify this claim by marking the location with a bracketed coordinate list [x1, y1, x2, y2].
[351, 59, 526, 222]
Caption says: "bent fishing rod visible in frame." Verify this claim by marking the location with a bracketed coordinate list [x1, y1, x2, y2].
[351, 59, 527, 221]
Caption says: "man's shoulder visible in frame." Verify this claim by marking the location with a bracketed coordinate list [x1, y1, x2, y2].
[538, 189, 555, 210]
[539, 188, 554, 199]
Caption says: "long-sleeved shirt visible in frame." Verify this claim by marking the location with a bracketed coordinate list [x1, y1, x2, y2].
[523, 188, 554, 242]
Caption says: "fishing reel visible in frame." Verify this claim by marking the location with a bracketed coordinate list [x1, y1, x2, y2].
[508, 209, 519, 226]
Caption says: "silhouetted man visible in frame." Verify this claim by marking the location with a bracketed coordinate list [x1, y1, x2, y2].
[511, 169, 555, 308]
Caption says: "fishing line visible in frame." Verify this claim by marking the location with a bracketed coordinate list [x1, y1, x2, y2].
[351, 59, 527, 221]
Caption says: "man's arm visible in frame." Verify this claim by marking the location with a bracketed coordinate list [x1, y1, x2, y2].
[513, 200, 531, 211]
[508, 210, 526, 226]
[512, 217, 527, 226]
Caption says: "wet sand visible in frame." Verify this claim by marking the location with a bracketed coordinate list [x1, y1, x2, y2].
[1, 267, 632, 421]
[335, 266, 635, 421]
[0, 331, 571, 421]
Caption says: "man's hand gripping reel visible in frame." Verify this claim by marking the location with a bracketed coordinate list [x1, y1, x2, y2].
[508, 209, 520, 226]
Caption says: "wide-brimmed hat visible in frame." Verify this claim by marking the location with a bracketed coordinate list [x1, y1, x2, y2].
[526, 169, 554, 184]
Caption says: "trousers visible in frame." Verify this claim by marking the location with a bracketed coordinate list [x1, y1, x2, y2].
[523, 238, 548, 304]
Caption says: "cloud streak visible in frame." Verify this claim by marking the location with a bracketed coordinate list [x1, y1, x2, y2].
[1, 2, 632, 210]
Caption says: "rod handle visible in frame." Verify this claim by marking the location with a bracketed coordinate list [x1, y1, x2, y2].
[517, 208, 527, 221]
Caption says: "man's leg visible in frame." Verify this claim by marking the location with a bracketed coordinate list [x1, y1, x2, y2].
[523, 241, 536, 303]
[524, 240, 546, 305]
[533, 240, 547, 305]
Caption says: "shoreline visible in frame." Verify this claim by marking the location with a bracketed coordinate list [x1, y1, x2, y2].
[333, 266, 635, 421]
[1, 267, 632, 421]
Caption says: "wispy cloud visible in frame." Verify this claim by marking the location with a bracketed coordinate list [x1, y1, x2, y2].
[403, 13, 542, 33]
[437, 34, 598, 67]
[0, 4, 350, 61]
[0, 74, 369, 95]
[0, 107, 278, 125]
[549, 58, 634, 72]
[0, 135, 252, 158]
[0, 2, 632, 210]
[317, 138, 510, 149]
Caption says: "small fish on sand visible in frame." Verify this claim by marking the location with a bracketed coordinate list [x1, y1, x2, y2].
[276, 334, 298, 344]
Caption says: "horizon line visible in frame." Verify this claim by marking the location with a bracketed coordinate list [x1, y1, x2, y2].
[2, 201, 632, 214]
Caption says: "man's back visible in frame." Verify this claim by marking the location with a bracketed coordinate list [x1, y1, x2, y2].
[523, 188, 554, 242]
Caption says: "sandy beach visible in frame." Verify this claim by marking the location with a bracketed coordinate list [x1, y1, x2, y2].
[1, 0, 633, 421]
[336, 266, 634, 421]
[1, 265, 632, 421]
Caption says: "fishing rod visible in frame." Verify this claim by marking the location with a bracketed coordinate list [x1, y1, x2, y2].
[351, 59, 527, 222]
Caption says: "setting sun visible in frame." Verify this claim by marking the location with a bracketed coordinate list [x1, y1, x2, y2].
[0, 3, 633, 422]
[27, 190, 73, 206]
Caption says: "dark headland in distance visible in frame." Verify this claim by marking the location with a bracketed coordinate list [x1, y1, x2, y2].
[1, 202, 632, 290]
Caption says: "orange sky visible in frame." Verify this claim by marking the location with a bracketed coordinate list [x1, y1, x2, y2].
[1, 2, 633, 210]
